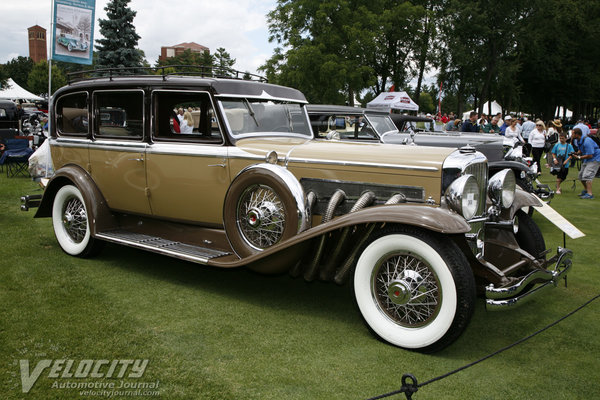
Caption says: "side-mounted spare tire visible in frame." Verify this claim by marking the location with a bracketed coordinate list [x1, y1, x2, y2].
[223, 164, 309, 258]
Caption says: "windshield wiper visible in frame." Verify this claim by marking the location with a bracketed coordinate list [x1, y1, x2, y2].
[243, 99, 259, 127]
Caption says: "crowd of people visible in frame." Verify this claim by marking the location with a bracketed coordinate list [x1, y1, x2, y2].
[437, 112, 600, 199]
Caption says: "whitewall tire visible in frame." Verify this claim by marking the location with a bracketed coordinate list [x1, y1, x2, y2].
[354, 227, 475, 352]
[52, 185, 100, 257]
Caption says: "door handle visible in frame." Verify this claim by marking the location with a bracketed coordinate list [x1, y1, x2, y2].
[208, 158, 226, 168]
[127, 154, 144, 162]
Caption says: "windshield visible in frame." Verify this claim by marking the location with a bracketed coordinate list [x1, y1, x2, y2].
[309, 113, 381, 140]
[219, 98, 311, 137]
[366, 114, 398, 136]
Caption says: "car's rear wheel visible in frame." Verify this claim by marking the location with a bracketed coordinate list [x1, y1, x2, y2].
[52, 185, 102, 257]
[353, 226, 476, 352]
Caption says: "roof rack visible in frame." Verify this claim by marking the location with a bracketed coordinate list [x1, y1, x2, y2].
[67, 65, 268, 84]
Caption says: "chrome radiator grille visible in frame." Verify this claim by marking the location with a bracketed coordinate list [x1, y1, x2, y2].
[465, 161, 488, 218]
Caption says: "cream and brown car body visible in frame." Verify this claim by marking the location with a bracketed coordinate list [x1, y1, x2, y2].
[24, 71, 572, 352]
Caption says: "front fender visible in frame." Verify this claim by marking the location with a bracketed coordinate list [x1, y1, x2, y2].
[209, 204, 470, 269]
[34, 164, 117, 235]
[505, 188, 542, 219]
[489, 160, 531, 175]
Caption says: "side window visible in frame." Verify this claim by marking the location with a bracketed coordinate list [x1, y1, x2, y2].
[56, 92, 89, 136]
[94, 91, 144, 139]
[153, 91, 222, 143]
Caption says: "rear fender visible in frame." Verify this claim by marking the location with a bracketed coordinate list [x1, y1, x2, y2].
[34, 164, 117, 235]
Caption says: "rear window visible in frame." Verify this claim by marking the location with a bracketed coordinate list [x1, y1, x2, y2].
[56, 92, 89, 136]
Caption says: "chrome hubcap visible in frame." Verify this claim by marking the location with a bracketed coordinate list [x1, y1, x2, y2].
[62, 196, 87, 243]
[237, 184, 285, 250]
[372, 253, 441, 327]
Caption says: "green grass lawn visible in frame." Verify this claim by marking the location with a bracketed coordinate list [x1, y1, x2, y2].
[1, 170, 599, 399]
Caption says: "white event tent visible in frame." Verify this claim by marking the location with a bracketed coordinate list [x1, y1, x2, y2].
[367, 91, 419, 112]
[462, 101, 503, 120]
[0, 78, 44, 101]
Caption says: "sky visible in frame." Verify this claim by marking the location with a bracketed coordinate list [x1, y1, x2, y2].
[0, 0, 279, 76]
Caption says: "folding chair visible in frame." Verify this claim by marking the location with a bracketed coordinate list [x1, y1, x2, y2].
[0, 138, 33, 177]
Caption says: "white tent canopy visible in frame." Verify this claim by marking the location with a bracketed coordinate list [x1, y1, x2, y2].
[367, 91, 419, 112]
[462, 100, 503, 120]
[555, 106, 573, 119]
[0, 78, 44, 101]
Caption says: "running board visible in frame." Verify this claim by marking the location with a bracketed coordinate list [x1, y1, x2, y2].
[96, 230, 231, 264]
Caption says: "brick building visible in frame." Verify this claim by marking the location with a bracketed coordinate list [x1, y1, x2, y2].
[159, 42, 209, 61]
[28, 25, 47, 63]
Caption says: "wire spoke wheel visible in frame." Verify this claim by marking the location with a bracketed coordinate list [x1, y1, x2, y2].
[52, 184, 102, 257]
[61, 196, 88, 243]
[354, 227, 475, 352]
[236, 184, 286, 250]
[373, 253, 441, 328]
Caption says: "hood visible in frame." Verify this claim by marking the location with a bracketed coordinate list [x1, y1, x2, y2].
[234, 136, 455, 175]
[383, 132, 504, 162]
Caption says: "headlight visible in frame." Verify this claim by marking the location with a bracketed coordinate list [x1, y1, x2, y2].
[445, 175, 479, 220]
[488, 169, 516, 208]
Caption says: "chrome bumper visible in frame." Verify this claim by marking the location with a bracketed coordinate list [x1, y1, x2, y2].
[485, 247, 572, 310]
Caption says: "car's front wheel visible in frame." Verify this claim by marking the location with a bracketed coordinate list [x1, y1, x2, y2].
[353, 226, 476, 352]
[52, 185, 102, 257]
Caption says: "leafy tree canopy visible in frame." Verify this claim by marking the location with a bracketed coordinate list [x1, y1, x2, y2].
[27, 61, 67, 96]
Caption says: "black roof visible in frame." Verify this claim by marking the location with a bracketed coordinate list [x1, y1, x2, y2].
[56, 75, 307, 103]
[389, 114, 434, 125]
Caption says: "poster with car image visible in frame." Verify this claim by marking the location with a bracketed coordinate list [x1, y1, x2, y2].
[51, 0, 95, 65]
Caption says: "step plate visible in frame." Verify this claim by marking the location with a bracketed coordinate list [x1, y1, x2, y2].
[96, 230, 231, 264]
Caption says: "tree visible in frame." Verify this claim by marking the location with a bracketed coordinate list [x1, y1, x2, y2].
[27, 61, 67, 96]
[262, 0, 378, 104]
[95, 0, 144, 69]
[0, 65, 8, 89]
[3, 56, 35, 90]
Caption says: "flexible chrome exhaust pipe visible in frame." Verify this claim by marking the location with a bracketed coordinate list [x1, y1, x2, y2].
[320, 191, 376, 281]
[304, 189, 346, 281]
[385, 193, 407, 205]
[290, 191, 317, 278]
[334, 223, 376, 285]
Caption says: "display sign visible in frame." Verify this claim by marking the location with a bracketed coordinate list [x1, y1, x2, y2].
[51, 0, 95, 65]
[533, 199, 586, 239]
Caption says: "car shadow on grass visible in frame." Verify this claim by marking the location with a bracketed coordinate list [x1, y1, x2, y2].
[96, 242, 360, 326]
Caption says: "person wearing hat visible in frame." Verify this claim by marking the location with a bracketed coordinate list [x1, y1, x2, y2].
[500, 114, 512, 135]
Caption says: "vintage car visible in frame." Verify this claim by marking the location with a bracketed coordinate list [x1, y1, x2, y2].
[22, 68, 572, 352]
[0, 100, 19, 130]
[57, 34, 89, 52]
[307, 105, 552, 201]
